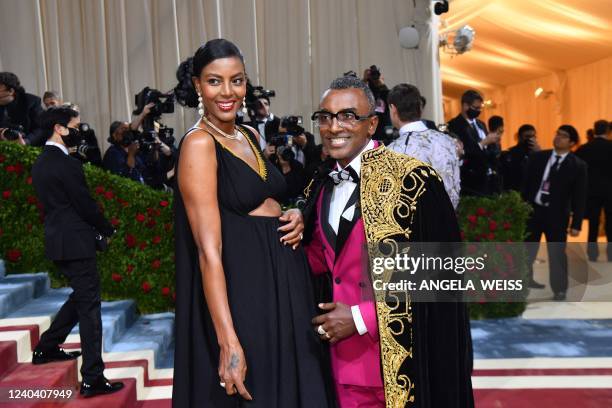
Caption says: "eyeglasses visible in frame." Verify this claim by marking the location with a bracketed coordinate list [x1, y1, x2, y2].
[311, 110, 375, 128]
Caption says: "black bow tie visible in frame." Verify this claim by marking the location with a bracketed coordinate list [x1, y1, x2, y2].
[328, 166, 359, 185]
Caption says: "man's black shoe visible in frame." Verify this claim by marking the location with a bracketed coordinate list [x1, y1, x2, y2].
[528, 279, 545, 289]
[32, 347, 81, 365]
[553, 292, 566, 301]
[80, 377, 124, 398]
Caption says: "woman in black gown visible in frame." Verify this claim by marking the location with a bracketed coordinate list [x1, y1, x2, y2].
[172, 39, 333, 407]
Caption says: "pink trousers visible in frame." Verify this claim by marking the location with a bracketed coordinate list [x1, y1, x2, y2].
[336, 383, 385, 408]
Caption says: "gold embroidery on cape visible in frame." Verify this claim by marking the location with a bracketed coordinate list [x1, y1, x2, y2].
[360, 146, 438, 407]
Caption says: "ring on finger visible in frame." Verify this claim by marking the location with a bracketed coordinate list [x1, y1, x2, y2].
[324, 332, 331, 339]
[317, 325, 326, 335]
[299, 233, 304, 240]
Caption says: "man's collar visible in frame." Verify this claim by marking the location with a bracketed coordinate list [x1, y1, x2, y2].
[45, 141, 69, 155]
[336, 139, 375, 175]
[552, 149, 570, 159]
[399, 120, 428, 135]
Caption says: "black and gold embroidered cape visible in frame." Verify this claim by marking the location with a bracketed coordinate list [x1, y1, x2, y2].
[303, 145, 474, 408]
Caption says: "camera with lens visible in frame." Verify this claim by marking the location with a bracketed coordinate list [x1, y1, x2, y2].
[73, 122, 100, 159]
[0, 125, 24, 141]
[280, 115, 304, 136]
[243, 79, 276, 122]
[369, 65, 381, 81]
[133, 87, 175, 119]
[158, 124, 175, 147]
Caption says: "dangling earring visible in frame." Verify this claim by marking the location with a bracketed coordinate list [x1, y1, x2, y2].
[241, 97, 247, 115]
[197, 90, 204, 118]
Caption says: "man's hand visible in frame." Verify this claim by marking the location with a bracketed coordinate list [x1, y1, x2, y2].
[143, 102, 155, 116]
[127, 141, 140, 156]
[569, 228, 580, 237]
[293, 133, 307, 148]
[480, 132, 501, 147]
[278, 209, 304, 250]
[263, 144, 276, 159]
[312, 302, 357, 344]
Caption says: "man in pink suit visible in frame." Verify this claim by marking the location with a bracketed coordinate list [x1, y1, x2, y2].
[303, 76, 474, 408]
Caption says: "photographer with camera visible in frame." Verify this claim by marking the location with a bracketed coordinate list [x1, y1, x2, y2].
[244, 90, 280, 150]
[363, 65, 392, 143]
[43, 91, 62, 109]
[0, 72, 43, 145]
[103, 121, 146, 184]
[276, 145, 307, 207]
[56, 103, 103, 167]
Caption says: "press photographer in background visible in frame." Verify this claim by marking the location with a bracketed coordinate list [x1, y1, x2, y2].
[363, 65, 392, 143]
[58, 103, 103, 167]
[242, 81, 279, 150]
[0, 72, 43, 145]
[43, 91, 62, 109]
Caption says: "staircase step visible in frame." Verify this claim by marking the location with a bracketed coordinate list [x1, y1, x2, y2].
[0, 340, 18, 378]
[0, 273, 50, 318]
[108, 313, 174, 369]
[63, 378, 137, 408]
[135, 399, 171, 408]
[8, 290, 138, 353]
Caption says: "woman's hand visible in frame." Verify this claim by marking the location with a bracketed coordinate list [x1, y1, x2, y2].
[218, 340, 252, 400]
[278, 209, 304, 249]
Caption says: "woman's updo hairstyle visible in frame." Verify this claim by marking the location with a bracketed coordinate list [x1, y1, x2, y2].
[174, 38, 245, 108]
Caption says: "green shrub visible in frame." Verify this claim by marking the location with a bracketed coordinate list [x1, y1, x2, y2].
[0, 142, 174, 313]
[457, 191, 532, 319]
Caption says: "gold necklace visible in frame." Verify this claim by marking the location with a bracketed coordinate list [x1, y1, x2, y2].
[201, 115, 241, 140]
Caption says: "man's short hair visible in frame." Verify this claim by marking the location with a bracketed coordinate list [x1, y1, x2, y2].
[38, 106, 79, 140]
[387, 83, 422, 122]
[327, 76, 375, 114]
[518, 124, 535, 138]
[0, 72, 25, 94]
[558, 124, 579, 145]
[461, 89, 483, 106]
[43, 91, 59, 100]
[488, 116, 504, 132]
[109, 121, 125, 139]
[593, 119, 609, 136]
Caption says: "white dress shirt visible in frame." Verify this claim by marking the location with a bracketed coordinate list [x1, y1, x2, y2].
[255, 114, 274, 150]
[328, 139, 375, 336]
[535, 150, 569, 206]
[388, 121, 461, 209]
[45, 141, 69, 155]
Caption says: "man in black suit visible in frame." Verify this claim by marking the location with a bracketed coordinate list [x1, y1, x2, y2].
[448, 90, 501, 196]
[31, 106, 124, 397]
[576, 120, 612, 261]
[500, 124, 541, 191]
[522, 125, 588, 300]
[244, 96, 280, 150]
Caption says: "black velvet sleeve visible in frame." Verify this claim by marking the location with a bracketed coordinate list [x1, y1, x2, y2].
[409, 173, 475, 408]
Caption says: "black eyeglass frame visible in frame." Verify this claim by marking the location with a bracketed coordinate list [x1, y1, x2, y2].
[311, 109, 376, 126]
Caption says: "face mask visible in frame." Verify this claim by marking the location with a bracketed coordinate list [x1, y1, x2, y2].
[466, 108, 481, 119]
[61, 127, 81, 147]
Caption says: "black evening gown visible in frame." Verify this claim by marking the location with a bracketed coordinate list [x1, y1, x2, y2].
[172, 125, 333, 407]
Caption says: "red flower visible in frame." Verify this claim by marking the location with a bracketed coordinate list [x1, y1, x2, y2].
[159, 200, 169, 208]
[487, 232, 496, 240]
[13, 163, 23, 174]
[147, 207, 154, 216]
[152, 236, 162, 245]
[172, 292, 176, 302]
[5, 165, 15, 172]
[0, 154, 5, 163]
[136, 213, 146, 222]
[6, 249, 22, 263]
[476, 207, 487, 216]
[3, 190, 11, 199]
[139, 242, 148, 250]
[146, 219, 157, 228]
[104, 191, 114, 200]
[161, 287, 171, 297]
[141, 281, 152, 293]
[489, 221, 497, 232]
[111, 218, 120, 227]
[125, 234, 137, 248]
[95, 185, 105, 195]
[126, 264, 135, 274]
[503, 221, 511, 230]
[151, 259, 161, 269]
[459, 231, 465, 240]
[26, 176, 32, 185]
[26, 195, 37, 205]
[467, 215, 477, 224]
[111, 273, 122, 282]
